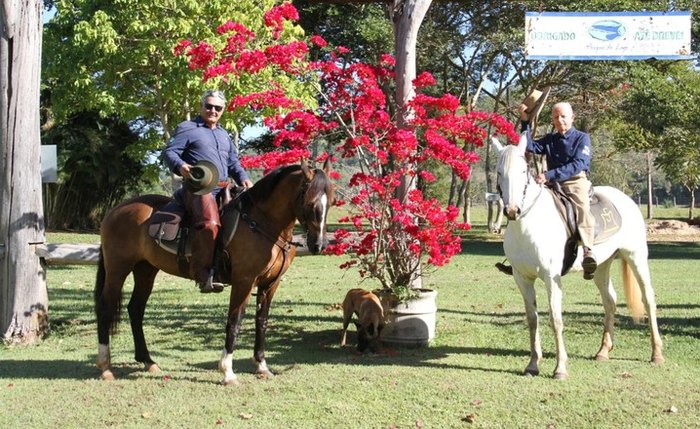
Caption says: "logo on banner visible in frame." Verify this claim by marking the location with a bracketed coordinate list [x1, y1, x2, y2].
[588, 20, 626, 41]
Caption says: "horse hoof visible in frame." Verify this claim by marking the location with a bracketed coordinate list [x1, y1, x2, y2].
[652, 355, 665, 365]
[146, 363, 161, 374]
[553, 372, 569, 380]
[255, 369, 275, 379]
[222, 377, 240, 386]
[101, 370, 115, 381]
[595, 354, 610, 361]
[523, 369, 539, 377]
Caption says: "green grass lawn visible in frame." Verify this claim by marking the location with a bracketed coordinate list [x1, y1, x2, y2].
[2, 225, 698, 428]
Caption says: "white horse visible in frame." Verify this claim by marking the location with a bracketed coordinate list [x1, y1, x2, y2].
[491, 134, 664, 379]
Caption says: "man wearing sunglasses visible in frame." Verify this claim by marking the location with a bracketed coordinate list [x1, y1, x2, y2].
[164, 89, 253, 293]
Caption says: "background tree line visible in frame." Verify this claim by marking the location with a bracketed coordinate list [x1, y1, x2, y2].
[40, 0, 700, 230]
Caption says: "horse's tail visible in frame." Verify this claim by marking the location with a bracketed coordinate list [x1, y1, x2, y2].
[94, 247, 122, 335]
[621, 259, 645, 324]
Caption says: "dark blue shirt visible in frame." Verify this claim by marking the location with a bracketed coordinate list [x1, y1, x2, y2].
[521, 122, 592, 182]
[163, 117, 250, 189]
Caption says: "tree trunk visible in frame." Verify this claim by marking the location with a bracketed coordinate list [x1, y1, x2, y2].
[386, 0, 432, 289]
[389, 0, 432, 203]
[1, 0, 48, 343]
[646, 152, 653, 220]
[688, 185, 695, 220]
[462, 178, 471, 225]
[448, 170, 457, 206]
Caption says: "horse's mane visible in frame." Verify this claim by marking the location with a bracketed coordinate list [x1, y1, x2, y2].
[246, 163, 332, 203]
[248, 164, 302, 199]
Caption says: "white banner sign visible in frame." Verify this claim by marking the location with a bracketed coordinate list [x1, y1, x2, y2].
[41, 145, 57, 183]
[525, 11, 693, 60]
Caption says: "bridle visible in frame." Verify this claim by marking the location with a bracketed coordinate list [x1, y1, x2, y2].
[497, 151, 543, 219]
[238, 189, 304, 253]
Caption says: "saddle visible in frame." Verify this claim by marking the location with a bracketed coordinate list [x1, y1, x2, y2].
[548, 183, 622, 275]
[147, 184, 244, 280]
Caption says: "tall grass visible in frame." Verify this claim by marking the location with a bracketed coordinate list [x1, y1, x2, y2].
[2, 229, 698, 428]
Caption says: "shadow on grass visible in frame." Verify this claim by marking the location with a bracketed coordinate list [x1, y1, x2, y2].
[459, 240, 504, 256]
[648, 241, 700, 259]
[0, 359, 96, 380]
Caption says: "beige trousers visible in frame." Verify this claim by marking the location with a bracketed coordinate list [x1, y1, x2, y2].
[560, 172, 595, 249]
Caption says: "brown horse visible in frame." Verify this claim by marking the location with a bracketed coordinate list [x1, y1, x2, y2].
[94, 159, 334, 385]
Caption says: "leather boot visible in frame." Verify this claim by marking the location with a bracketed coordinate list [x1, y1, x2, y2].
[186, 192, 224, 293]
[582, 247, 597, 280]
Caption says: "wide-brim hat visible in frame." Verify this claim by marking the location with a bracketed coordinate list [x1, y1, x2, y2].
[184, 160, 220, 195]
[522, 87, 550, 122]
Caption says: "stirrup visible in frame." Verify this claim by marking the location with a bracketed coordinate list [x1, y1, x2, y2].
[495, 260, 513, 276]
[197, 272, 224, 293]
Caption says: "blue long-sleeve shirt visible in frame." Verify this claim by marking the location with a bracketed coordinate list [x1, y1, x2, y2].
[521, 121, 592, 182]
[163, 117, 250, 187]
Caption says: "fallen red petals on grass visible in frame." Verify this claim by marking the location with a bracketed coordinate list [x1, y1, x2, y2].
[7, 383, 13, 388]
[462, 413, 476, 423]
[162, 375, 172, 382]
[415, 419, 424, 427]
[325, 303, 343, 311]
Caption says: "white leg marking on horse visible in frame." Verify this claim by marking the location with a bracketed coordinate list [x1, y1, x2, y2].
[255, 358, 274, 378]
[219, 349, 238, 386]
[97, 344, 110, 370]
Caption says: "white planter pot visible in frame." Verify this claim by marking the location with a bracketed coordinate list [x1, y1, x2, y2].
[377, 288, 437, 347]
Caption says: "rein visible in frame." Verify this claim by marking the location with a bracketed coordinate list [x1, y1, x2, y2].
[516, 174, 545, 218]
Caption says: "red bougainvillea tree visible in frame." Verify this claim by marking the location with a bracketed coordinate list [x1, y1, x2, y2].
[177, 2, 518, 300]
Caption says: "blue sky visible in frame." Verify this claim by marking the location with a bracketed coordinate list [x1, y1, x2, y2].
[43, 6, 55, 23]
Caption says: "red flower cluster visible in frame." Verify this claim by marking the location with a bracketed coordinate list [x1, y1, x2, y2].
[263, 2, 299, 39]
[176, 2, 517, 294]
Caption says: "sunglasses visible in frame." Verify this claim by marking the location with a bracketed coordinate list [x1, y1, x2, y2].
[203, 103, 224, 112]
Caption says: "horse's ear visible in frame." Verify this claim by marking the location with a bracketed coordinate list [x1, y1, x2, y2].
[300, 158, 313, 181]
[322, 154, 332, 174]
[491, 136, 505, 155]
[516, 132, 528, 156]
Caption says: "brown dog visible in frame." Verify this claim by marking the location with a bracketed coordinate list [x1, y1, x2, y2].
[340, 288, 384, 353]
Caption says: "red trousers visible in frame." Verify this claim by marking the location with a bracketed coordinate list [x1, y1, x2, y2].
[183, 192, 220, 282]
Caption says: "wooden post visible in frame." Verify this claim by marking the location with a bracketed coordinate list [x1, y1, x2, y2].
[1, 0, 49, 343]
